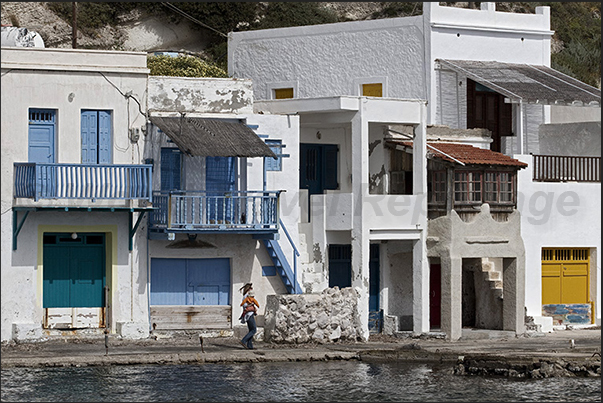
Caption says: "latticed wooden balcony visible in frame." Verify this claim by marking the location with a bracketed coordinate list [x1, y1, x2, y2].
[14, 163, 153, 202]
[148, 190, 281, 235]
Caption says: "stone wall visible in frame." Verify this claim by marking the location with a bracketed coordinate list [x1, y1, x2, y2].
[263, 287, 362, 343]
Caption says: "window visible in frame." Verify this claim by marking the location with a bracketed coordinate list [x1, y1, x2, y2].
[428, 170, 447, 205]
[484, 171, 515, 204]
[81, 110, 112, 164]
[274, 88, 294, 99]
[265, 140, 282, 171]
[362, 83, 383, 97]
[454, 171, 482, 204]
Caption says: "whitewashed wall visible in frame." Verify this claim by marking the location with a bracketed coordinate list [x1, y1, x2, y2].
[229, 16, 425, 101]
[516, 155, 601, 325]
[1, 47, 149, 341]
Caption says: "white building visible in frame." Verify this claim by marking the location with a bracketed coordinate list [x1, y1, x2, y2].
[1, 47, 302, 343]
[228, 2, 601, 339]
[1, 47, 152, 341]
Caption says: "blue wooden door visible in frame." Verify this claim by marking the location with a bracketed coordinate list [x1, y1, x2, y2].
[151, 258, 230, 306]
[43, 233, 105, 308]
[206, 157, 236, 222]
[28, 109, 56, 163]
[81, 110, 112, 164]
[29, 110, 56, 197]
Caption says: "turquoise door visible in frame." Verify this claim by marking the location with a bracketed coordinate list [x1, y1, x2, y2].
[151, 258, 231, 306]
[43, 233, 106, 308]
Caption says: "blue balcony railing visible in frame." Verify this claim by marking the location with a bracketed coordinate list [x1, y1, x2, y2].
[14, 163, 153, 202]
[149, 190, 281, 233]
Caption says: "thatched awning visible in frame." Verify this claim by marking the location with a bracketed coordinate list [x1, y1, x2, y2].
[437, 59, 601, 106]
[149, 116, 276, 158]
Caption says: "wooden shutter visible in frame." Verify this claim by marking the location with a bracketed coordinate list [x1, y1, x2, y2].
[81, 110, 98, 163]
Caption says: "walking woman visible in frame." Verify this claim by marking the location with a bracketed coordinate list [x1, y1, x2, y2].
[239, 283, 258, 349]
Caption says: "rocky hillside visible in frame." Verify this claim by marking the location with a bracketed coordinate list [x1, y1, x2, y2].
[1, 2, 600, 87]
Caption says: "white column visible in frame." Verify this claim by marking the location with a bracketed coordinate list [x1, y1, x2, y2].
[412, 102, 430, 334]
[517, 100, 524, 155]
[351, 105, 370, 341]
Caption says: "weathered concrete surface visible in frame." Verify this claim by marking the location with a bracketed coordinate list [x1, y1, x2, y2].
[2, 327, 600, 378]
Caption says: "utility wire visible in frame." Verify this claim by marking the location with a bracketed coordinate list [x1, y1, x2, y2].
[160, 2, 228, 38]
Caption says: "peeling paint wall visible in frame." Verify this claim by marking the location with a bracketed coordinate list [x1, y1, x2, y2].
[148, 76, 253, 114]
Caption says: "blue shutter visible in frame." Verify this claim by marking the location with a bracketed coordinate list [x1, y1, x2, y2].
[98, 111, 112, 164]
[160, 148, 181, 191]
[81, 111, 98, 163]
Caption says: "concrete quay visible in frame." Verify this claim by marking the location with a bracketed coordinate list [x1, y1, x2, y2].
[1, 327, 600, 378]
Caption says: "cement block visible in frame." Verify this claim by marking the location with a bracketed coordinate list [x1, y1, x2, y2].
[116, 322, 149, 339]
[12, 323, 43, 342]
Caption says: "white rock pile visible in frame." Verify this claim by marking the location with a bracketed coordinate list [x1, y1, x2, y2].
[263, 287, 362, 344]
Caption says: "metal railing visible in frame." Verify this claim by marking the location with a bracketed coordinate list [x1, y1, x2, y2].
[278, 218, 300, 293]
[149, 190, 281, 231]
[14, 163, 153, 201]
[532, 155, 600, 183]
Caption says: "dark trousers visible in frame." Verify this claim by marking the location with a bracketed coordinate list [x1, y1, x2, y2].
[241, 314, 257, 349]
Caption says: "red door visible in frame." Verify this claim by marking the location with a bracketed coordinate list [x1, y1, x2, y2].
[430, 264, 441, 329]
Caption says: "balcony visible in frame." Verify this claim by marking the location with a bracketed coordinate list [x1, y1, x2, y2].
[532, 155, 600, 183]
[148, 190, 281, 236]
[14, 163, 153, 204]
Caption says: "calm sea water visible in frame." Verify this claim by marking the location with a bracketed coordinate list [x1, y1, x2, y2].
[1, 361, 600, 402]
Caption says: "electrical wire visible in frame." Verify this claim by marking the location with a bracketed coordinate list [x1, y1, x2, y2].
[160, 2, 228, 38]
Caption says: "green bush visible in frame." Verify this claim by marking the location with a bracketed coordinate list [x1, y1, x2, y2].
[147, 55, 228, 78]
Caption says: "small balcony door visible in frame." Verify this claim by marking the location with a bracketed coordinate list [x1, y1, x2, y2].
[28, 109, 56, 163]
[206, 156, 236, 222]
[300, 143, 339, 196]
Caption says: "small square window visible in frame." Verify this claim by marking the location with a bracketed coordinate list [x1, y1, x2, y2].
[362, 83, 383, 97]
[274, 88, 294, 99]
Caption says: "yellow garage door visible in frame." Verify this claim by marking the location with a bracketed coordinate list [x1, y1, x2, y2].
[542, 248, 589, 304]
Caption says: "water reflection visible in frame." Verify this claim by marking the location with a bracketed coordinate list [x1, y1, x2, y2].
[2, 361, 600, 402]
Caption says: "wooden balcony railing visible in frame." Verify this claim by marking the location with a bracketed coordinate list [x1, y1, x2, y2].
[14, 163, 153, 201]
[149, 190, 281, 233]
[532, 155, 600, 183]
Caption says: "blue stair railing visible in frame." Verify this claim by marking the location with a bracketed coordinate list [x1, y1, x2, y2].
[263, 219, 301, 294]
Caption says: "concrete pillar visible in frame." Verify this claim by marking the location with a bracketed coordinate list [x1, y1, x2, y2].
[412, 103, 430, 335]
[351, 107, 370, 341]
[412, 238, 430, 334]
[503, 257, 526, 334]
[441, 256, 463, 340]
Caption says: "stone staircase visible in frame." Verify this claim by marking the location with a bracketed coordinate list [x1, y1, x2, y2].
[481, 259, 503, 299]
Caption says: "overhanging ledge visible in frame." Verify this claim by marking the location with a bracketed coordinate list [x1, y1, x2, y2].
[149, 115, 276, 158]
